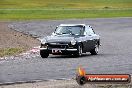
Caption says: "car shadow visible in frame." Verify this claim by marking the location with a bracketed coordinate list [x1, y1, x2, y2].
[48, 53, 93, 59]
[47, 53, 112, 59]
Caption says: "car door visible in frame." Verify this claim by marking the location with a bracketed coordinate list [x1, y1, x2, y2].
[83, 26, 96, 52]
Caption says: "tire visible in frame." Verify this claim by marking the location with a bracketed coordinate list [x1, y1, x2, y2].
[74, 44, 83, 57]
[40, 50, 49, 58]
[90, 44, 99, 55]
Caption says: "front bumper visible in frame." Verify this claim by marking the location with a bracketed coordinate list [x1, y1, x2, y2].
[40, 48, 77, 51]
[40, 48, 78, 55]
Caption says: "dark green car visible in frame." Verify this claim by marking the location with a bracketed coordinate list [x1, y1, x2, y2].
[40, 24, 100, 58]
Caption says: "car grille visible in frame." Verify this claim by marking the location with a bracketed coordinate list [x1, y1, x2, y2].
[48, 43, 69, 48]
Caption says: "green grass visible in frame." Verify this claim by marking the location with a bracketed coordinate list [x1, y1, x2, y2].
[0, 9, 132, 20]
[0, 0, 132, 20]
[0, 48, 23, 57]
[0, 0, 132, 9]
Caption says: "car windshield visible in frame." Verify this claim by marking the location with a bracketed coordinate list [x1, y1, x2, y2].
[55, 26, 84, 35]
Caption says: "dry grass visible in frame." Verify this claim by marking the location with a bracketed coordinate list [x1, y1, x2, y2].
[0, 48, 23, 57]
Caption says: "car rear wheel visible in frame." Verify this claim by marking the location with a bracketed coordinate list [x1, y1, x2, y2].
[40, 50, 49, 58]
[90, 44, 99, 55]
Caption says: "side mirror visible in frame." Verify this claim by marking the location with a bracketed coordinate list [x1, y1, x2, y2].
[52, 32, 55, 35]
[55, 26, 58, 31]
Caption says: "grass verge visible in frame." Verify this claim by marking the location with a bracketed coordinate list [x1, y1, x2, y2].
[0, 0, 132, 9]
[0, 9, 132, 20]
[0, 48, 23, 57]
[0, 0, 132, 20]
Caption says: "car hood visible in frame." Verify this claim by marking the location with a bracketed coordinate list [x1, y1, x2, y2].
[45, 35, 77, 43]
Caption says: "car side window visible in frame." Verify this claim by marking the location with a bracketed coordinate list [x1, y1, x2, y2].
[89, 27, 95, 34]
[84, 26, 95, 35]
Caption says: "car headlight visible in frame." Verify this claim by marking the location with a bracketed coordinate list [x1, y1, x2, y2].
[71, 39, 76, 45]
[41, 39, 47, 44]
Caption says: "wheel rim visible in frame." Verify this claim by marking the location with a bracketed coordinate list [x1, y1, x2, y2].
[79, 45, 82, 56]
[95, 45, 99, 53]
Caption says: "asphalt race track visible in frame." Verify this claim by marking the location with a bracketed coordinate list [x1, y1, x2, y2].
[0, 18, 132, 84]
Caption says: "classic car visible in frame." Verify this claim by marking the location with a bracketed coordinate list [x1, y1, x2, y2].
[40, 24, 100, 58]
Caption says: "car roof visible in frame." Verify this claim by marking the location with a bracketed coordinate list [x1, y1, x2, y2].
[59, 24, 89, 27]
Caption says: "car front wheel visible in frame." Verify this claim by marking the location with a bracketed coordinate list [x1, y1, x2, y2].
[40, 50, 49, 58]
[74, 44, 83, 57]
[90, 44, 99, 55]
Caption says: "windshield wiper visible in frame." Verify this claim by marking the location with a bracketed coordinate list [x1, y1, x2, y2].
[55, 33, 62, 35]
[62, 33, 75, 35]
[56, 32, 75, 35]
